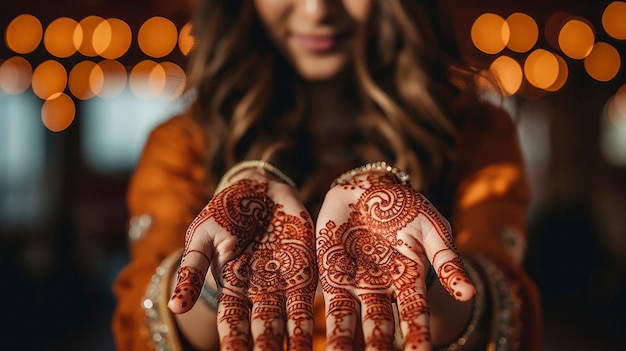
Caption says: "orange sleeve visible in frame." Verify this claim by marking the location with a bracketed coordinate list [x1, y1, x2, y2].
[112, 113, 209, 351]
[449, 102, 542, 350]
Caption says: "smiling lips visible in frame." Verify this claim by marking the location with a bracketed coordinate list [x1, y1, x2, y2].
[294, 33, 344, 52]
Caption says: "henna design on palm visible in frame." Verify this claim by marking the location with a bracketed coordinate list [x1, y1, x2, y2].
[219, 208, 317, 350]
[170, 180, 273, 314]
[317, 172, 475, 350]
[170, 178, 316, 350]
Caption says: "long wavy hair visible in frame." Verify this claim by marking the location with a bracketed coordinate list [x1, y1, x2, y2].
[186, 0, 483, 203]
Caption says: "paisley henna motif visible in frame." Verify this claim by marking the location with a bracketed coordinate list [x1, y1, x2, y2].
[318, 173, 473, 349]
[172, 180, 273, 314]
[173, 178, 316, 349]
[184, 179, 274, 255]
[355, 183, 421, 237]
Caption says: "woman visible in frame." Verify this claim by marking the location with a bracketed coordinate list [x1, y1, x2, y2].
[113, 1, 541, 350]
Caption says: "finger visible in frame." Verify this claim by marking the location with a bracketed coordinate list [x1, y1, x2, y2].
[249, 293, 286, 351]
[168, 248, 212, 313]
[417, 200, 475, 302]
[323, 292, 360, 350]
[285, 290, 315, 350]
[395, 286, 431, 351]
[358, 292, 395, 350]
[217, 289, 252, 350]
[168, 202, 215, 314]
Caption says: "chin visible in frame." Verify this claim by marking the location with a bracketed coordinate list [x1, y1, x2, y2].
[292, 57, 349, 82]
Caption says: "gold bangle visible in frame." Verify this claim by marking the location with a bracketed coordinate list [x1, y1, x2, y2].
[330, 161, 411, 188]
[214, 160, 296, 195]
[435, 259, 485, 351]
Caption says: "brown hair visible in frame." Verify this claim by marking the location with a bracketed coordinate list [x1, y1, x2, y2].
[186, 0, 482, 200]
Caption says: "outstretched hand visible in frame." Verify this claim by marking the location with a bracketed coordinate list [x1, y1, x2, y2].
[316, 171, 475, 350]
[168, 175, 317, 350]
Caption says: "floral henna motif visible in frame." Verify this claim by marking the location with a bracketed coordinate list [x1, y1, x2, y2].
[355, 184, 421, 237]
[183, 179, 274, 258]
[220, 207, 316, 350]
[320, 174, 461, 348]
[172, 180, 274, 314]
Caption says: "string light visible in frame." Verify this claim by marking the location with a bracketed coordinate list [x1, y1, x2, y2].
[93, 18, 132, 59]
[2, 13, 192, 130]
[69, 60, 99, 100]
[5, 14, 42, 54]
[602, 1, 626, 40]
[31, 60, 67, 99]
[471, 13, 510, 55]
[524, 49, 560, 90]
[41, 93, 75, 132]
[178, 22, 195, 56]
[489, 55, 523, 96]
[558, 19, 595, 60]
[44, 17, 80, 58]
[470, 1, 625, 94]
[0, 56, 33, 94]
[2, 2, 625, 131]
[584, 42, 621, 82]
[505, 12, 538, 53]
[77, 16, 104, 57]
[544, 54, 569, 92]
[138, 17, 178, 58]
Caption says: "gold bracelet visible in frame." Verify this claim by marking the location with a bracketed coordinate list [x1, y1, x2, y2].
[435, 259, 485, 351]
[330, 161, 411, 188]
[214, 160, 297, 195]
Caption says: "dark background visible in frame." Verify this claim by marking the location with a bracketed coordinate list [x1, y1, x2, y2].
[1, 0, 625, 350]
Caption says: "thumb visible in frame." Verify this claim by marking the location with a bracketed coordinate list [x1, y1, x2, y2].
[168, 246, 213, 313]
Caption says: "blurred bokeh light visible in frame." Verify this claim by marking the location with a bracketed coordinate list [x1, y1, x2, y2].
[5, 14, 43, 54]
[44, 17, 80, 58]
[524, 49, 560, 90]
[584, 42, 621, 82]
[93, 18, 132, 59]
[471, 13, 510, 54]
[0, 56, 33, 94]
[138, 16, 178, 58]
[505, 12, 538, 53]
[41, 92, 75, 132]
[489, 55, 523, 95]
[602, 1, 626, 40]
[558, 19, 595, 60]
[31, 60, 67, 99]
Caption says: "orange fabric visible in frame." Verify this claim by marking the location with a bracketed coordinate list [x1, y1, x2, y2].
[112, 114, 210, 351]
[450, 102, 541, 350]
[112, 104, 541, 350]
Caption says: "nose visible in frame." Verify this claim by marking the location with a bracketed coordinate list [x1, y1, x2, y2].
[302, 0, 340, 21]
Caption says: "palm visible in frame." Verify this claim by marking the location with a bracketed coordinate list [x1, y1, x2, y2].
[169, 178, 317, 350]
[316, 171, 474, 350]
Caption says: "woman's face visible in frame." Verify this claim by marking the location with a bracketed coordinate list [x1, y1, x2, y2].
[253, 0, 372, 81]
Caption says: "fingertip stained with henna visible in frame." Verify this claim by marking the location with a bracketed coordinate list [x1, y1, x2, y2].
[168, 265, 204, 313]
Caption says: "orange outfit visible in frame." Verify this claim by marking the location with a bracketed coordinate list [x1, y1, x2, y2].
[113, 102, 541, 350]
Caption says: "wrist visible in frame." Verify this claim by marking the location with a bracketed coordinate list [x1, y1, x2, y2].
[331, 161, 411, 188]
[214, 160, 296, 194]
